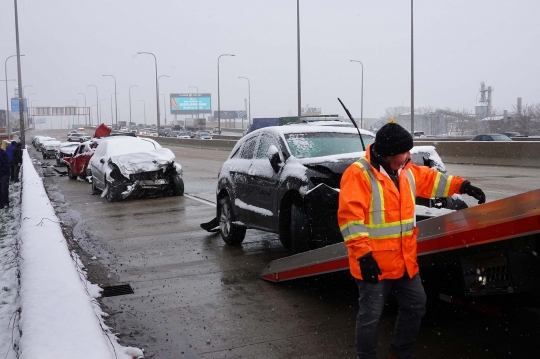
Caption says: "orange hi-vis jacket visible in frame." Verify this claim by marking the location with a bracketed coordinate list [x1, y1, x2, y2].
[338, 145, 466, 280]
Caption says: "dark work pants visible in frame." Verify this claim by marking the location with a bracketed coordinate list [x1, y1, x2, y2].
[0, 174, 10, 207]
[10, 163, 16, 181]
[12, 164, 20, 183]
[356, 274, 426, 359]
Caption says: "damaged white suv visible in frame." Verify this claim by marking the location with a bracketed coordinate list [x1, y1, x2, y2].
[89, 136, 184, 202]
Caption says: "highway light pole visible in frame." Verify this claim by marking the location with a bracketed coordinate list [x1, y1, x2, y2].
[22, 85, 32, 130]
[102, 75, 118, 127]
[217, 54, 235, 133]
[137, 52, 160, 134]
[100, 99, 106, 123]
[26, 92, 35, 129]
[31, 100, 37, 129]
[349, 60, 364, 129]
[129, 85, 138, 125]
[13, 0, 26, 145]
[238, 77, 251, 126]
[110, 93, 118, 126]
[297, 0, 302, 124]
[410, 0, 415, 133]
[139, 100, 146, 126]
[189, 86, 199, 119]
[71, 98, 78, 128]
[160, 93, 166, 125]
[158, 75, 169, 126]
[87, 85, 99, 125]
[4, 54, 24, 138]
[77, 92, 86, 126]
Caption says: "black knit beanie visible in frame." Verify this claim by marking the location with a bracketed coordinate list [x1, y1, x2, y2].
[373, 123, 413, 157]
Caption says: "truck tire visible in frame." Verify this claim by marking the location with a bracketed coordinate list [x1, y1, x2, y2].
[219, 196, 246, 245]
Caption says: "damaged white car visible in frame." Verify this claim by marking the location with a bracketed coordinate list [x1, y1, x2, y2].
[89, 136, 184, 202]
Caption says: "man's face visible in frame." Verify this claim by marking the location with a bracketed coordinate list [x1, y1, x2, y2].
[386, 151, 411, 171]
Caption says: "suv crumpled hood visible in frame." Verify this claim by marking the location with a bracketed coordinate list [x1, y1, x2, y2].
[110, 148, 175, 178]
[301, 156, 359, 175]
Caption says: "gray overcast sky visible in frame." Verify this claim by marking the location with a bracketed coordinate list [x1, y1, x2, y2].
[1, 0, 539, 126]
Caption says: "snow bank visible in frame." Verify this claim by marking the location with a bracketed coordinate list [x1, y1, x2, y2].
[0, 183, 22, 359]
[18, 150, 142, 359]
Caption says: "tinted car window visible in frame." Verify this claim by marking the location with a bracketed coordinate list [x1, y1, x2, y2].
[240, 136, 258, 159]
[256, 134, 279, 159]
[491, 134, 512, 141]
[285, 132, 374, 159]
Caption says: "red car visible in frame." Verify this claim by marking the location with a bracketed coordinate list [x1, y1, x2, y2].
[66, 141, 98, 179]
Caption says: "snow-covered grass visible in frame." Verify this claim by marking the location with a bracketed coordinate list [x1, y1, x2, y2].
[0, 182, 22, 359]
[16, 150, 143, 359]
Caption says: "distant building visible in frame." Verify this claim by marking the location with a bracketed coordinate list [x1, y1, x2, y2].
[397, 112, 446, 135]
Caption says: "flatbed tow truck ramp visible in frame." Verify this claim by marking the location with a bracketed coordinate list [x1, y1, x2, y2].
[261, 188, 540, 298]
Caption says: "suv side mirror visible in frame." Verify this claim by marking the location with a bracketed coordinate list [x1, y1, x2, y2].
[267, 145, 282, 173]
[100, 157, 105, 164]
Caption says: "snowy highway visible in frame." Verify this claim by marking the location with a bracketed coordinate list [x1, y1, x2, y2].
[27, 130, 540, 359]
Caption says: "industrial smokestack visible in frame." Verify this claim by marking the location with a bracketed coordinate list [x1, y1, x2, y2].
[487, 86, 493, 116]
[517, 97, 522, 115]
[480, 82, 486, 103]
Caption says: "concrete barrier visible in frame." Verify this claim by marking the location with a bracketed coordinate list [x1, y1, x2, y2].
[414, 140, 540, 167]
[81, 127, 540, 167]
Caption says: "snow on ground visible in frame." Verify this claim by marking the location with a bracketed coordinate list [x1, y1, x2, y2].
[0, 182, 22, 359]
[16, 150, 143, 359]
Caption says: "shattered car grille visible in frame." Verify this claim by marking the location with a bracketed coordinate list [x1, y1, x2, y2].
[129, 170, 166, 181]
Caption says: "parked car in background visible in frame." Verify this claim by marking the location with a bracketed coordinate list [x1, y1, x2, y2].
[42, 140, 62, 159]
[55, 142, 79, 166]
[176, 132, 191, 139]
[89, 136, 184, 202]
[212, 127, 221, 135]
[500, 132, 528, 138]
[470, 134, 513, 141]
[214, 125, 464, 253]
[147, 131, 158, 137]
[66, 140, 99, 179]
[195, 130, 213, 140]
[68, 133, 91, 142]
[67, 130, 81, 137]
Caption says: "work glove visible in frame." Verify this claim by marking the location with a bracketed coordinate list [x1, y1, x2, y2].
[460, 181, 486, 204]
[358, 252, 382, 284]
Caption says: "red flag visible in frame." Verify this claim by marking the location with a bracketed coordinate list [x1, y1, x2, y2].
[94, 123, 112, 138]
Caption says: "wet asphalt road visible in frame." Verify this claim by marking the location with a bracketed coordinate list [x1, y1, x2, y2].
[29, 130, 539, 358]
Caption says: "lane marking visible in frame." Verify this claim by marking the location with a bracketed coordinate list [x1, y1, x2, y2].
[184, 193, 216, 207]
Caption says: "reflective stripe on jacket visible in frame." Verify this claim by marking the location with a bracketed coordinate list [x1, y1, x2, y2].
[338, 144, 466, 280]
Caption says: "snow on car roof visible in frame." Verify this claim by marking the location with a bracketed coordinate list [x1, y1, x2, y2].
[255, 124, 376, 137]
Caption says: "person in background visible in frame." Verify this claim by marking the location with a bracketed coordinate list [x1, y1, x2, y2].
[338, 122, 486, 359]
[6, 141, 16, 182]
[12, 142, 23, 183]
[0, 147, 10, 208]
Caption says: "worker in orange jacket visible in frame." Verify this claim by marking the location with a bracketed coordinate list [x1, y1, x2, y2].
[338, 123, 485, 359]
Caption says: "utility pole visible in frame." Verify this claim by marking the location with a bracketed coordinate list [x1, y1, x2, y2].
[13, 0, 26, 146]
[410, 0, 415, 133]
[297, 0, 302, 124]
